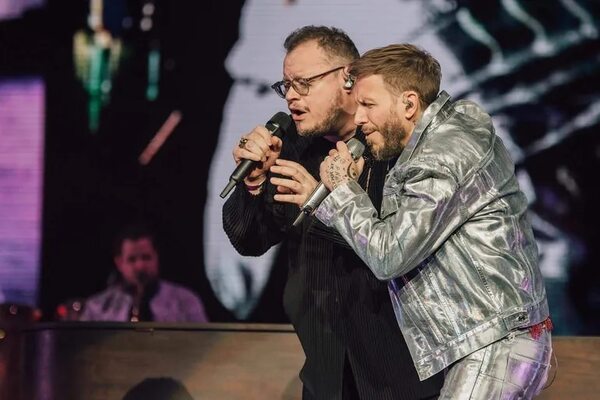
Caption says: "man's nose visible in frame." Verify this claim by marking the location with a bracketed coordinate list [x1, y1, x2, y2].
[354, 108, 367, 126]
[285, 86, 300, 102]
[133, 260, 147, 271]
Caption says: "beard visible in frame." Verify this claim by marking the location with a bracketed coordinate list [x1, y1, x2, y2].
[370, 111, 409, 160]
[297, 91, 345, 138]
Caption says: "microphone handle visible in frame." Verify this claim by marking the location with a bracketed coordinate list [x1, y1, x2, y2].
[220, 120, 284, 199]
[292, 138, 365, 228]
[291, 184, 329, 227]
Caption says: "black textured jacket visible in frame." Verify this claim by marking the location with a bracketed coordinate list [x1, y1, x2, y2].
[223, 129, 443, 400]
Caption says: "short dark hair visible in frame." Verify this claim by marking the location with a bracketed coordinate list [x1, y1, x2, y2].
[283, 25, 359, 64]
[112, 223, 157, 257]
[350, 43, 441, 107]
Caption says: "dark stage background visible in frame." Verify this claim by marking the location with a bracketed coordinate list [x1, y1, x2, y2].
[1, 0, 599, 334]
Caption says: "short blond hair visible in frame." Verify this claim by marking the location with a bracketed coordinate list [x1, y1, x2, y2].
[350, 44, 441, 108]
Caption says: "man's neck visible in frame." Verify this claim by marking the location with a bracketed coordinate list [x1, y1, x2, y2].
[402, 110, 424, 147]
[323, 126, 356, 143]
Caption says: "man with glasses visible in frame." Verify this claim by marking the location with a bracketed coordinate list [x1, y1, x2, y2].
[270, 65, 345, 98]
[222, 26, 442, 399]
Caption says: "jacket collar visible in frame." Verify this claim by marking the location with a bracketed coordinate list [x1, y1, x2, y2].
[397, 90, 452, 166]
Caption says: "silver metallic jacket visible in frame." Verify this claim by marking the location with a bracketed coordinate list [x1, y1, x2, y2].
[315, 91, 549, 380]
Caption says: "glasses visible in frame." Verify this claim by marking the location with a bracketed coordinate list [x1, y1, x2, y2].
[271, 66, 344, 98]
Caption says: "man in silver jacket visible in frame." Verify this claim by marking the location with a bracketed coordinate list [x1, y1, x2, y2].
[315, 44, 553, 399]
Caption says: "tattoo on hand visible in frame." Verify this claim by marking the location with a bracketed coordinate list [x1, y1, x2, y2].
[327, 155, 352, 188]
[347, 163, 358, 180]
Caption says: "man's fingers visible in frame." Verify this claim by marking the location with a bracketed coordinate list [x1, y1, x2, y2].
[234, 147, 262, 162]
[270, 165, 304, 181]
[273, 193, 303, 206]
[270, 165, 297, 179]
[271, 136, 283, 152]
[276, 185, 292, 194]
[319, 162, 331, 190]
[253, 125, 274, 143]
[270, 177, 302, 192]
[275, 158, 304, 169]
[273, 159, 313, 181]
[319, 156, 332, 172]
[235, 129, 271, 162]
[336, 140, 353, 160]
[245, 135, 271, 155]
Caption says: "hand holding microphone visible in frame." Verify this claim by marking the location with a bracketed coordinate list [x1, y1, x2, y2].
[292, 138, 365, 227]
[320, 139, 366, 191]
[220, 112, 295, 198]
[271, 159, 320, 208]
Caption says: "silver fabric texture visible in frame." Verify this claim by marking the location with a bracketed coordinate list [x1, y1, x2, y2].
[315, 91, 550, 380]
[439, 328, 552, 399]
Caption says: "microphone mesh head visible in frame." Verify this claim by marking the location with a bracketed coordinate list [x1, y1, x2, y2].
[267, 112, 297, 137]
[347, 138, 365, 160]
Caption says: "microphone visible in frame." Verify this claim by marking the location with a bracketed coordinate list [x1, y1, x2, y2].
[220, 112, 296, 198]
[292, 138, 365, 227]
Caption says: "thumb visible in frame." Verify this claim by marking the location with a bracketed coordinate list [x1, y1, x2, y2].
[336, 140, 352, 160]
[356, 156, 365, 174]
[271, 136, 283, 152]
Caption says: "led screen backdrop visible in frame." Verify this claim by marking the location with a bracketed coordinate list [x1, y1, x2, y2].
[204, 0, 600, 333]
[0, 0, 598, 334]
[0, 78, 45, 306]
[0, 0, 44, 21]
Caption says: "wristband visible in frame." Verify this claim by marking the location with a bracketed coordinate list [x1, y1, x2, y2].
[245, 179, 265, 192]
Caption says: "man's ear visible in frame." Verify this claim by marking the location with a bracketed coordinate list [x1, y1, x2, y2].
[403, 91, 419, 119]
[343, 66, 355, 90]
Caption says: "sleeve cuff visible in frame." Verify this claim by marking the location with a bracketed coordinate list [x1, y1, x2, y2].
[237, 180, 265, 201]
[314, 180, 363, 226]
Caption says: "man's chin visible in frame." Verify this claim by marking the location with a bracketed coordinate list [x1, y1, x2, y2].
[368, 143, 383, 160]
[294, 120, 310, 136]
[370, 145, 399, 161]
[298, 124, 327, 138]
[372, 152, 387, 161]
